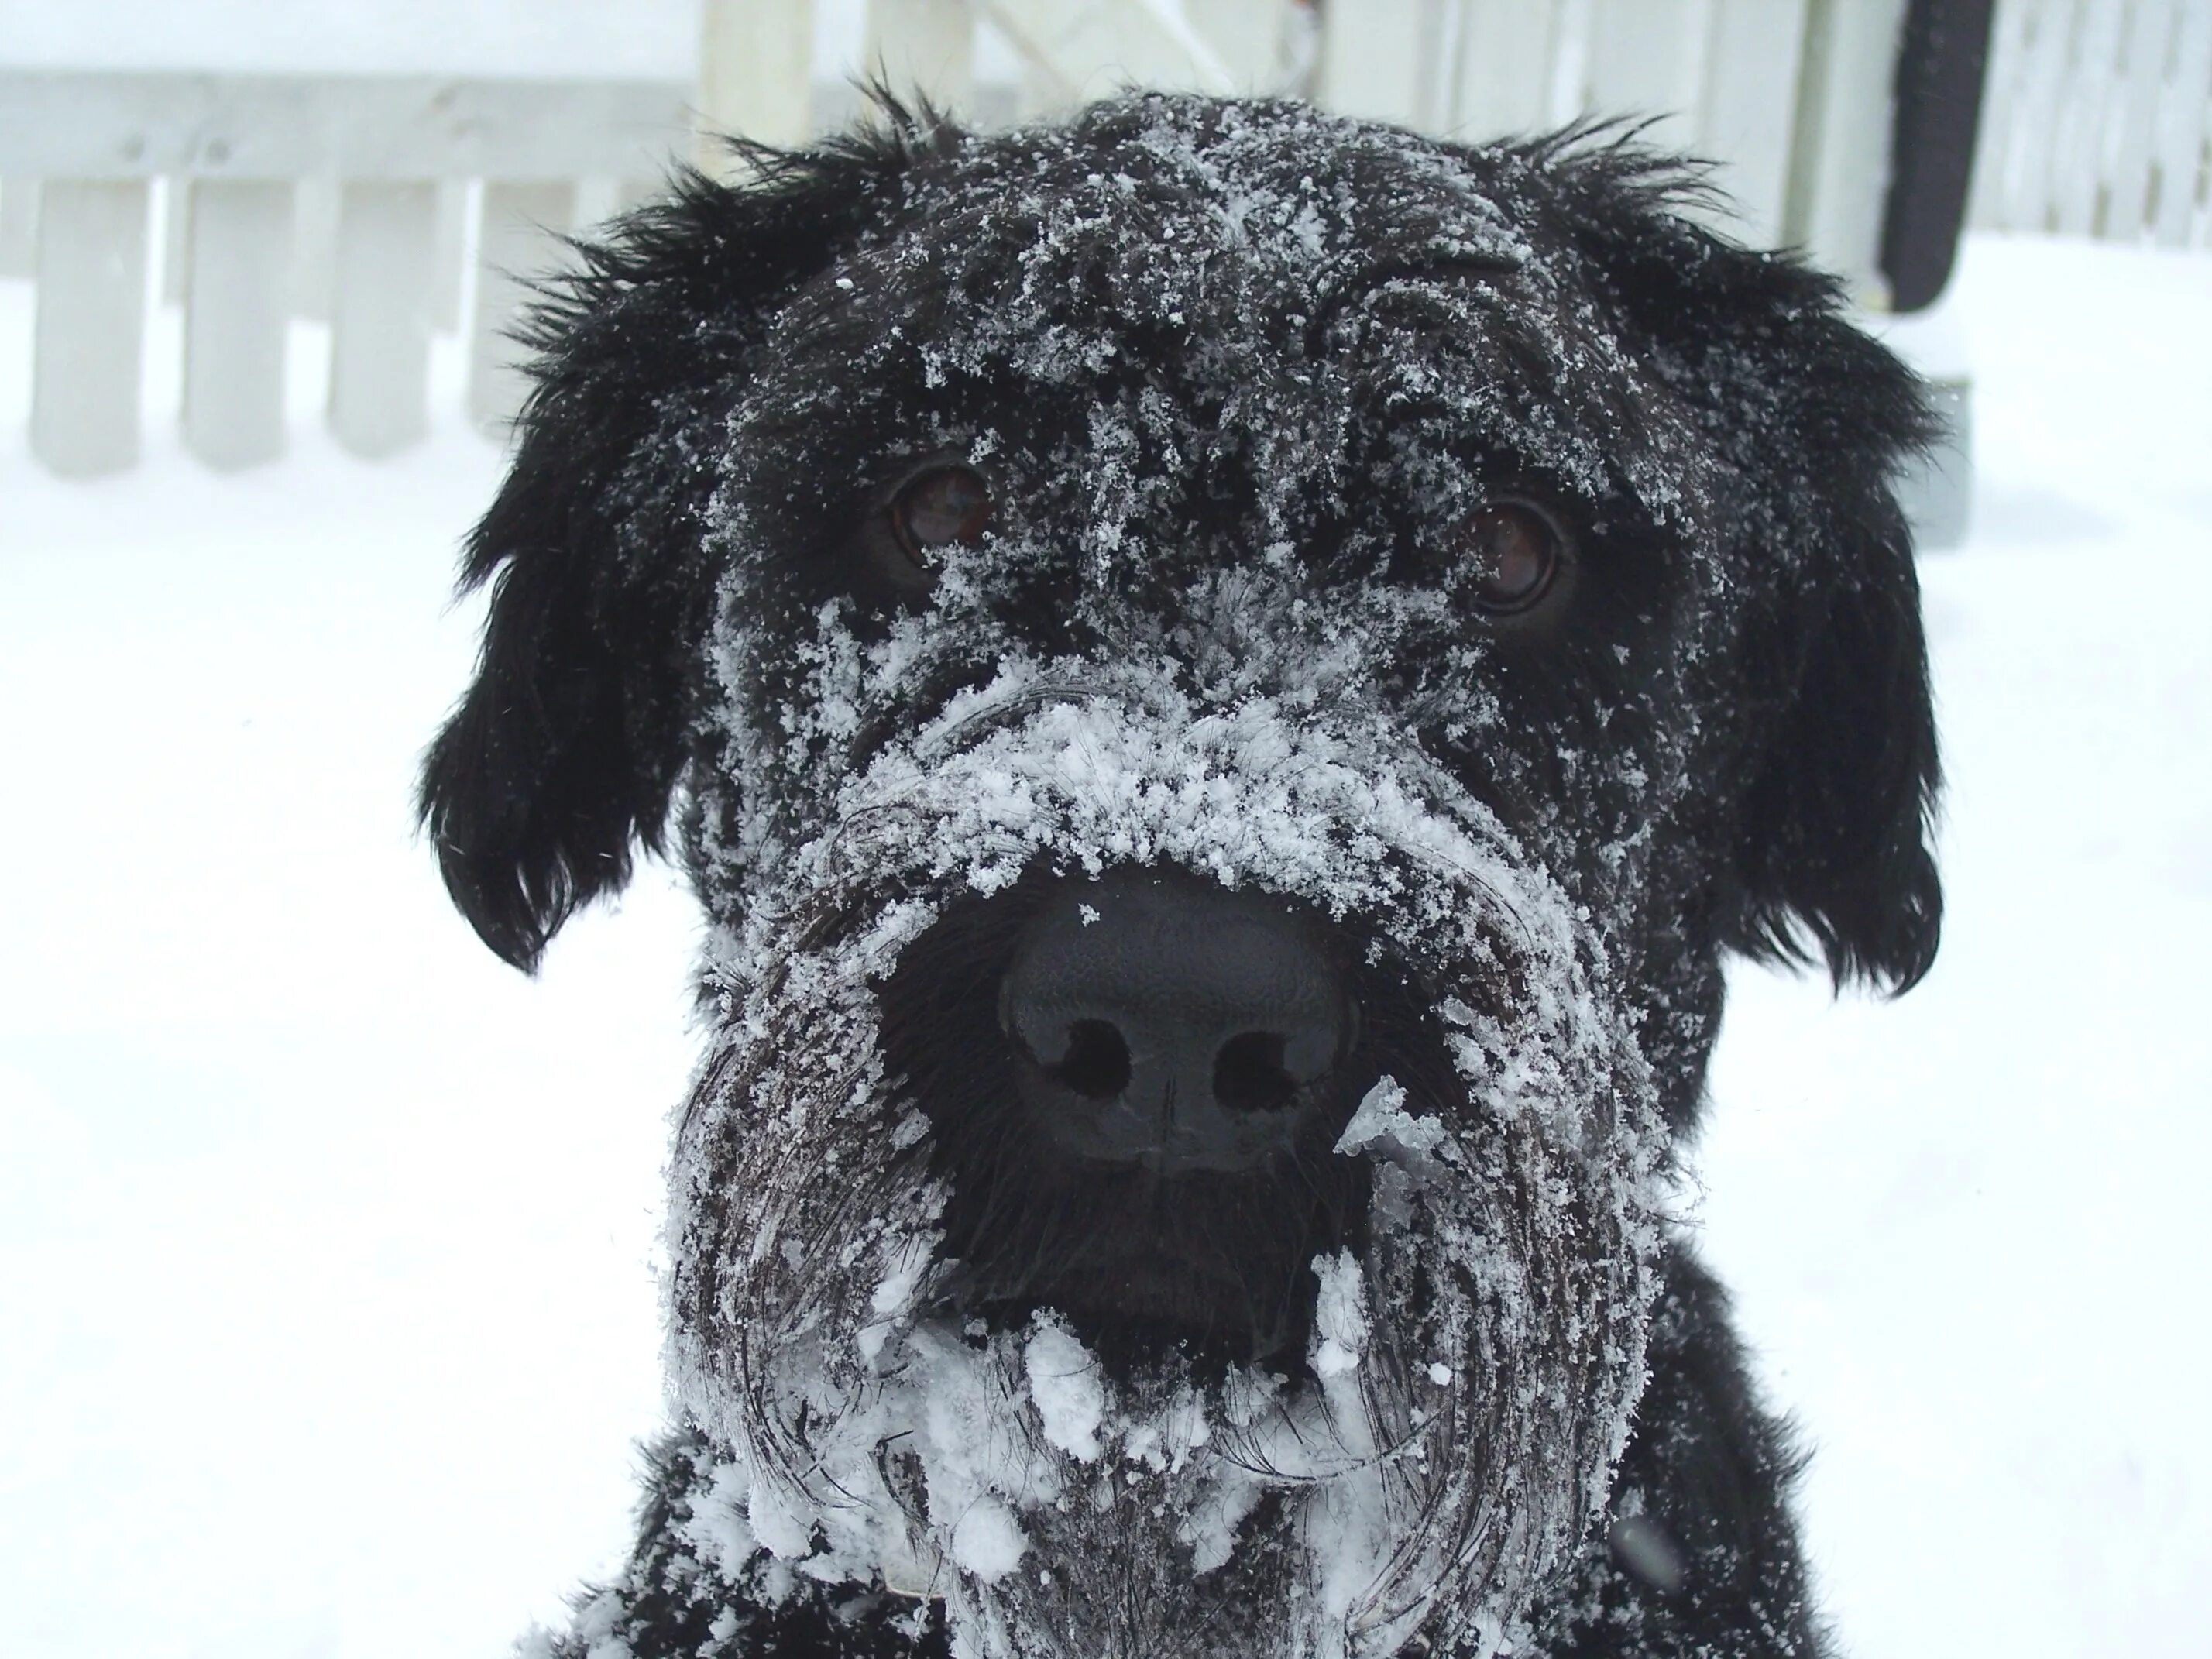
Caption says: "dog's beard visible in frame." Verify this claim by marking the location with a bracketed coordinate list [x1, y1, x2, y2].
[668, 671, 1666, 1658]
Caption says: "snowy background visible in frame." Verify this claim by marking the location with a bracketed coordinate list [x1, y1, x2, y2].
[4, 7, 2210, 1658]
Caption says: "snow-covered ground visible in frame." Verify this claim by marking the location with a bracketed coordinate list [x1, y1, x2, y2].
[2, 222, 2206, 1657]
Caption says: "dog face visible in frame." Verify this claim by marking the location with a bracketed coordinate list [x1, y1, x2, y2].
[423, 97, 1937, 1659]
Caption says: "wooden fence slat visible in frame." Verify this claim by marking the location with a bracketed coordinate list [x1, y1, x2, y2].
[1783, 0, 1911, 300]
[2010, 0, 2083, 229]
[1966, 0, 2034, 226]
[431, 180, 468, 331]
[1449, 0, 1568, 136]
[1582, 0, 1711, 155]
[698, 0, 815, 165]
[1314, 0, 1430, 123]
[571, 177, 667, 234]
[330, 179, 438, 458]
[2054, 0, 2128, 235]
[572, 177, 624, 236]
[866, 0, 978, 110]
[984, 0, 1239, 117]
[162, 176, 191, 301]
[289, 177, 341, 320]
[1696, 0, 1812, 245]
[1186, 0, 1294, 91]
[469, 180, 577, 438]
[29, 180, 149, 477]
[0, 177, 36, 276]
[183, 178, 294, 469]
[2152, 0, 2212, 243]
[2102, 0, 2176, 239]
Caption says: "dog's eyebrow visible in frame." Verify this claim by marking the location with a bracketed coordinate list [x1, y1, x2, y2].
[1304, 249, 1523, 356]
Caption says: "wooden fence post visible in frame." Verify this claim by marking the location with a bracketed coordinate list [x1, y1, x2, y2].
[183, 179, 295, 469]
[1695, 0, 1813, 246]
[469, 180, 577, 439]
[2152, 0, 2212, 247]
[698, 0, 816, 173]
[290, 177, 341, 320]
[0, 177, 37, 276]
[984, 0, 1240, 116]
[30, 180, 149, 477]
[431, 180, 469, 331]
[867, 0, 977, 109]
[1582, 0, 1710, 155]
[1314, 0, 1430, 124]
[1450, 1, 1568, 136]
[163, 178, 192, 303]
[2097, 0, 2173, 242]
[1784, 0, 1910, 303]
[2052, 0, 2128, 238]
[330, 180, 438, 457]
[1187, 0, 1294, 91]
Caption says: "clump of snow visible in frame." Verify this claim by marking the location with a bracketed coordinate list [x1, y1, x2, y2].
[1336, 1075, 1454, 1166]
[948, 1498, 1026, 1582]
[1310, 1250, 1369, 1379]
[1023, 1317, 1106, 1462]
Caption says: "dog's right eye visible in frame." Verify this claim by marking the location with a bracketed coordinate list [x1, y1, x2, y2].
[1466, 500, 1567, 614]
[888, 465, 994, 572]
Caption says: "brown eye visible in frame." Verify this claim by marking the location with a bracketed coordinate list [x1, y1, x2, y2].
[889, 465, 993, 568]
[1466, 499, 1566, 613]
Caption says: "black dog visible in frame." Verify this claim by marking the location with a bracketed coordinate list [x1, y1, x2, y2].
[424, 94, 1938, 1659]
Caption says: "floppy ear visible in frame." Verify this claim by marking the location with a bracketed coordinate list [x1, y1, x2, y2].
[1726, 478, 1942, 994]
[1532, 137, 1943, 993]
[420, 119, 933, 970]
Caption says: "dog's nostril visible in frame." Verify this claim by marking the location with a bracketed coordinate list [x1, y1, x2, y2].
[1212, 1031, 1296, 1113]
[1051, 1018, 1132, 1100]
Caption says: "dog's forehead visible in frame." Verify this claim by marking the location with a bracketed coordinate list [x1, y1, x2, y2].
[726, 96, 1695, 520]
[861, 98, 1536, 366]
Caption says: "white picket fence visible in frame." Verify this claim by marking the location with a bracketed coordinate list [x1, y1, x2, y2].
[1970, 0, 2212, 242]
[0, 74, 689, 476]
[2, 0, 2206, 480]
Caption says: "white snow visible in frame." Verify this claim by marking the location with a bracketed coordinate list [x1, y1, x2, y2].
[1024, 1318, 1107, 1462]
[1337, 1074, 1455, 1164]
[0, 215, 2207, 1658]
[1310, 1250, 1369, 1379]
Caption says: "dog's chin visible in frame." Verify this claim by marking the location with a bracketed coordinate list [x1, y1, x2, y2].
[839, 1310, 1365, 1659]
[1007, 1266, 1297, 1369]
[953, 1231, 1324, 1376]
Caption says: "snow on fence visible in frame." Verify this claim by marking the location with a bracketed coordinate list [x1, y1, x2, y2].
[3, 0, 2203, 479]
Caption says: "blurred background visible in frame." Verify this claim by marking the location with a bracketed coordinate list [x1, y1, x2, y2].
[2, 3, 2207, 1657]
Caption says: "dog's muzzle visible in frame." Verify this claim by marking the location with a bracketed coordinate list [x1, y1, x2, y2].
[666, 668, 1668, 1658]
[879, 860, 1377, 1367]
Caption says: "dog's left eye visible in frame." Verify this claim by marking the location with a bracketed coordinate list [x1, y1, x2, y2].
[889, 465, 994, 569]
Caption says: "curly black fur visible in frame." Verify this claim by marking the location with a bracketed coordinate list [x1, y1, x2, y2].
[424, 92, 1939, 1659]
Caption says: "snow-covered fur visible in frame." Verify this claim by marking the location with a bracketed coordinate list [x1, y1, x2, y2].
[420, 94, 1939, 1659]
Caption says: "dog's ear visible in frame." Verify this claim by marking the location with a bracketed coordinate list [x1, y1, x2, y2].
[1534, 138, 1943, 993]
[1726, 509, 1942, 994]
[420, 121, 933, 970]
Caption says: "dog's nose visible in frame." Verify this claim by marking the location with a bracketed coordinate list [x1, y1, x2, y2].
[998, 870, 1355, 1173]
